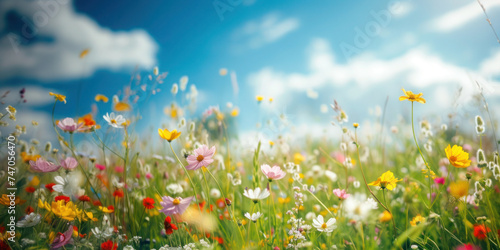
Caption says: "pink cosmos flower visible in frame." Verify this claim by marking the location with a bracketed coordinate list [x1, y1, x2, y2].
[332, 188, 350, 200]
[186, 145, 215, 170]
[455, 243, 480, 250]
[159, 196, 194, 216]
[29, 158, 61, 173]
[51, 225, 74, 249]
[434, 177, 445, 185]
[114, 166, 124, 173]
[95, 164, 106, 171]
[60, 157, 78, 170]
[146, 173, 153, 179]
[57, 118, 83, 132]
[261, 164, 286, 181]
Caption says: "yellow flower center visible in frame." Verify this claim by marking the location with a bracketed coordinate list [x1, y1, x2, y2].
[197, 155, 204, 162]
[173, 199, 180, 205]
[110, 119, 117, 124]
[321, 223, 327, 229]
[449, 155, 457, 162]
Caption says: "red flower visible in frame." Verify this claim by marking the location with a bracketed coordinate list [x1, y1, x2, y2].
[78, 195, 91, 202]
[164, 216, 178, 235]
[93, 200, 102, 206]
[113, 189, 124, 198]
[25, 206, 34, 215]
[100, 240, 118, 250]
[142, 197, 155, 209]
[216, 198, 226, 209]
[25, 186, 36, 193]
[45, 183, 56, 192]
[213, 236, 224, 245]
[55, 195, 71, 203]
[473, 225, 491, 240]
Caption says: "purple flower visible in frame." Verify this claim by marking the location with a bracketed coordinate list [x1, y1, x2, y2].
[51, 225, 73, 249]
[159, 196, 194, 216]
[57, 118, 83, 132]
[261, 164, 286, 181]
[186, 145, 215, 170]
[60, 157, 78, 170]
[29, 158, 61, 173]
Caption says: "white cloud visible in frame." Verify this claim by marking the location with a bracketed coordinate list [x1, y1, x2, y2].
[232, 13, 299, 49]
[430, 0, 500, 32]
[0, 0, 158, 81]
[0, 85, 61, 106]
[391, 1, 413, 17]
[248, 38, 500, 105]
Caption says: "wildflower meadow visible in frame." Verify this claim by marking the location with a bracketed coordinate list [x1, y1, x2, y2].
[1, 1, 500, 250]
[0, 81, 499, 250]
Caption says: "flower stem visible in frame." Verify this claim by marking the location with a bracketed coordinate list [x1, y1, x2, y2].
[410, 102, 432, 204]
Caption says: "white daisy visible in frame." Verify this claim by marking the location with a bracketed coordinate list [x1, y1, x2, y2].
[244, 212, 263, 222]
[17, 213, 41, 227]
[103, 112, 126, 128]
[312, 215, 337, 233]
[243, 187, 270, 203]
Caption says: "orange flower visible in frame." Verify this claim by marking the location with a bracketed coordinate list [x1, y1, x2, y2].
[95, 94, 109, 103]
[79, 49, 90, 58]
[21, 152, 40, 163]
[399, 88, 426, 104]
[445, 145, 471, 168]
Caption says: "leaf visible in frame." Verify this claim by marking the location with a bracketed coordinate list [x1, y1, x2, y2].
[393, 222, 427, 248]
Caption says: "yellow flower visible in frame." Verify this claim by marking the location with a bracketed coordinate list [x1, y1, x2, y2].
[449, 180, 469, 199]
[368, 170, 401, 190]
[353, 123, 359, 128]
[219, 68, 228, 76]
[269, 141, 274, 147]
[78, 211, 98, 222]
[99, 206, 115, 213]
[230, 108, 239, 117]
[293, 153, 305, 164]
[445, 145, 471, 168]
[20, 152, 41, 163]
[269, 97, 273, 103]
[6, 105, 16, 115]
[28, 176, 40, 187]
[278, 197, 291, 204]
[79, 49, 90, 58]
[158, 128, 181, 142]
[410, 214, 426, 226]
[49, 92, 66, 104]
[94, 94, 109, 103]
[51, 200, 79, 221]
[380, 211, 393, 223]
[399, 88, 426, 104]
[114, 101, 131, 111]
[256, 95, 264, 102]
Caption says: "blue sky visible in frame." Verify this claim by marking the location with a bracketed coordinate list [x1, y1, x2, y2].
[1, 0, 500, 145]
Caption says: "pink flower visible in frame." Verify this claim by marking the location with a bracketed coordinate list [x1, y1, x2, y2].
[57, 118, 83, 132]
[332, 188, 350, 200]
[455, 243, 481, 250]
[261, 164, 286, 181]
[434, 177, 445, 185]
[60, 157, 78, 170]
[51, 225, 74, 249]
[159, 196, 194, 216]
[95, 164, 106, 171]
[186, 145, 215, 170]
[146, 173, 153, 179]
[114, 166, 124, 173]
[29, 158, 61, 173]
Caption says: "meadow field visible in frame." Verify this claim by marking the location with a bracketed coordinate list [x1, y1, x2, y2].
[0, 81, 499, 250]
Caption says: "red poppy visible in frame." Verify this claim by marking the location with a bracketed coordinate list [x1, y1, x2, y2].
[216, 198, 226, 209]
[55, 195, 70, 203]
[142, 197, 155, 209]
[113, 189, 124, 198]
[25, 206, 34, 215]
[45, 183, 56, 192]
[473, 225, 491, 240]
[213, 236, 224, 245]
[100, 240, 118, 250]
[93, 200, 102, 206]
[164, 216, 178, 235]
[78, 195, 91, 202]
[25, 186, 36, 193]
